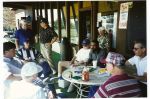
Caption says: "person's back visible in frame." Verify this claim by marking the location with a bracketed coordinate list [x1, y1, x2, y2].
[94, 74, 141, 98]
[9, 80, 46, 99]
[8, 62, 53, 99]
[93, 52, 141, 98]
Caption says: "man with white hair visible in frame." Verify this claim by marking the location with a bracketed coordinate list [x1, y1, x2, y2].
[15, 19, 35, 49]
[9, 62, 54, 99]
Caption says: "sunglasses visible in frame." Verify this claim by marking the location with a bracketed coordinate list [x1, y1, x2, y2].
[133, 47, 143, 51]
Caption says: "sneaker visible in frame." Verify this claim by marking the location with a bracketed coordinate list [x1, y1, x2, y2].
[67, 82, 74, 92]
[58, 76, 63, 80]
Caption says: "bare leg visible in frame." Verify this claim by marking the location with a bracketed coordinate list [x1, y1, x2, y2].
[58, 61, 70, 77]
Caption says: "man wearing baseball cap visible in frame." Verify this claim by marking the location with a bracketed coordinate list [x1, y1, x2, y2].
[92, 52, 141, 98]
[9, 62, 54, 99]
[57, 39, 91, 92]
[58, 38, 91, 78]
[39, 18, 58, 75]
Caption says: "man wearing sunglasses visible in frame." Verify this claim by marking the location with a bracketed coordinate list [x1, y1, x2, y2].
[125, 39, 147, 97]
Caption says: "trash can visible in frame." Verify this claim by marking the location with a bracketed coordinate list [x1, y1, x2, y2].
[60, 37, 73, 61]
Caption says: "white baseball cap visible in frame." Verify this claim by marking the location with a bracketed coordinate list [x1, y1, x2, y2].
[21, 62, 43, 77]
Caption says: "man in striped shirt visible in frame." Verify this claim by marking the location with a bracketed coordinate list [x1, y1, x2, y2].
[93, 52, 141, 98]
[16, 40, 52, 79]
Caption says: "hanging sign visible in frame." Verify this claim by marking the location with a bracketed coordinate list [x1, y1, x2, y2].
[119, 2, 129, 29]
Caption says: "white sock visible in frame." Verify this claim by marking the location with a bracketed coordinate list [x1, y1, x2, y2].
[58, 74, 61, 77]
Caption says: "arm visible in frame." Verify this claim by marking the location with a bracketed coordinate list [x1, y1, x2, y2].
[125, 60, 132, 66]
[133, 72, 147, 82]
[48, 91, 54, 99]
[70, 56, 77, 64]
[50, 36, 58, 45]
[87, 51, 93, 65]
[45, 32, 58, 46]
[7, 74, 22, 81]
[126, 60, 146, 82]
[15, 39, 19, 50]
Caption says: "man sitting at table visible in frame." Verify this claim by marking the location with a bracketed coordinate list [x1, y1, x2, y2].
[125, 39, 147, 97]
[57, 38, 91, 78]
[87, 40, 107, 68]
[16, 39, 52, 79]
[92, 52, 141, 98]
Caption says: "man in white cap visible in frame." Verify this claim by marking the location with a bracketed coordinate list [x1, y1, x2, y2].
[9, 62, 54, 99]
[92, 52, 141, 98]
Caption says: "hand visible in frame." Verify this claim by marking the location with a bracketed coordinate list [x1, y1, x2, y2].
[79, 60, 84, 64]
[48, 91, 54, 99]
[45, 43, 51, 47]
[22, 60, 29, 64]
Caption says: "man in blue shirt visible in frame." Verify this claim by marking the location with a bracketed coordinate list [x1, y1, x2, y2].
[15, 19, 35, 49]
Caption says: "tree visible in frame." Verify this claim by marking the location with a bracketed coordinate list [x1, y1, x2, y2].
[3, 7, 16, 31]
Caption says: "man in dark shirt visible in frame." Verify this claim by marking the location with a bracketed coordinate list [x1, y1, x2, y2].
[39, 18, 58, 74]
[87, 40, 107, 68]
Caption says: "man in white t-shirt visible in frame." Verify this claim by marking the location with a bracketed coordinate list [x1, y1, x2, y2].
[58, 39, 91, 77]
[125, 39, 147, 97]
[125, 40, 147, 81]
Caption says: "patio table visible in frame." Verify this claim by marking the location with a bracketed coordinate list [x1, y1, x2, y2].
[62, 66, 110, 98]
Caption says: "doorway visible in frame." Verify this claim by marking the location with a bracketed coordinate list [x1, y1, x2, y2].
[79, 9, 91, 46]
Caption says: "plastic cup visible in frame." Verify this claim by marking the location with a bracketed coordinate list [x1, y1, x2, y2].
[92, 60, 97, 68]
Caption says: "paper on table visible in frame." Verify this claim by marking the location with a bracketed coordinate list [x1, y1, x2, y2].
[97, 72, 110, 77]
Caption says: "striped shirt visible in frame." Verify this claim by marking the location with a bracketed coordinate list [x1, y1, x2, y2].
[93, 74, 141, 98]
[17, 47, 42, 61]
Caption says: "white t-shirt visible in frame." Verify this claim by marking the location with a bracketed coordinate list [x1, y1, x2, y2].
[128, 56, 147, 76]
[75, 48, 91, 62]
[9, 80, 46, 99]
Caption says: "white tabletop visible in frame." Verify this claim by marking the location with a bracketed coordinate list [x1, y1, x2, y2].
[62, 66, 110, 86]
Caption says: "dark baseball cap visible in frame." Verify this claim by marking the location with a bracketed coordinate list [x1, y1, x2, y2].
[40, 18, 48, 24]
[82, 39, 90, 45]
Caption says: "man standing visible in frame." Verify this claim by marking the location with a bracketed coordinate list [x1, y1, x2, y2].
[97, 26, 110, 52]
[125, 39, 147, 96]
[15, 19, 35, 49]
[39, 18, 58, 74]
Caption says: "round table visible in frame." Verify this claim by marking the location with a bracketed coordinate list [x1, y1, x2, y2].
[62, 66, 110, 98]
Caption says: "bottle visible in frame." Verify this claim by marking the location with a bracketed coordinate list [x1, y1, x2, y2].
[82, 66, 89, 81]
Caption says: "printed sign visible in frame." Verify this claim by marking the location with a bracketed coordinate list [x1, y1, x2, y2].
[119, 3, 129, 29]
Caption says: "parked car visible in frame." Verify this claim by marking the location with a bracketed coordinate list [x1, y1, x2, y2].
[3, 31, 15, 43]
